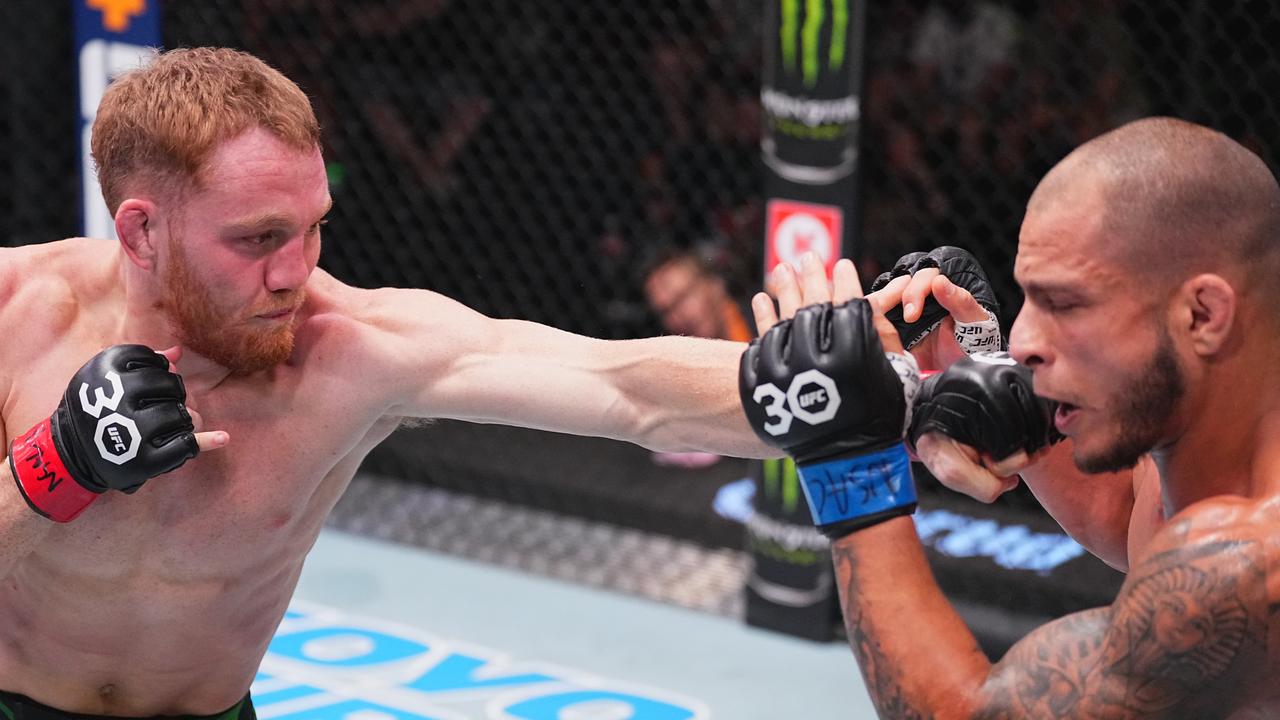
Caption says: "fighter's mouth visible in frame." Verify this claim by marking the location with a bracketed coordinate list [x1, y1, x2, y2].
[1054, 402, 1081, 433]
[256, 306, 299, 321]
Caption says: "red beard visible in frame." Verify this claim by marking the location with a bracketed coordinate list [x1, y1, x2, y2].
[161, 240, 303, 374]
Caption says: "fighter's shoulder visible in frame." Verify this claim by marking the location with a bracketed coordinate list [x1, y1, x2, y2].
[0, 239, 76, 297]
[0, 239, 95, 339]
[1129, 495, 1279, 584]
[297, 271, 476, 364]
[302, 271, 472, 335]
[1113, 495, 1278, 696]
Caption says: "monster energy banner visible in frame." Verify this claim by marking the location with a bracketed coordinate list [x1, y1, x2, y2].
[749, 0, 866, 641]
[761, 0, 866, 281]
[744, 457, 840, 641]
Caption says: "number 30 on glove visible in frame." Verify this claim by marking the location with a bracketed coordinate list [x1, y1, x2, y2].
[739, 300, 922, 540]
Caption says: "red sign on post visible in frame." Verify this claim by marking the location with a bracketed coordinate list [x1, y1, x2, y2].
[765, 199, 844, 278]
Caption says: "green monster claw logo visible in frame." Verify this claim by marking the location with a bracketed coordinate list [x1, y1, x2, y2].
[780, 0, 849, 88]
[763, 457, 802, 514]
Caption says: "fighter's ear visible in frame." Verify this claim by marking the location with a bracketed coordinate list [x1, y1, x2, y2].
[115, 198, 159, 270]
[1177, 274, 1236, 357]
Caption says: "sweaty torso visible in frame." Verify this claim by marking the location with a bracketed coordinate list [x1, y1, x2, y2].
[0, 240, 403, 714]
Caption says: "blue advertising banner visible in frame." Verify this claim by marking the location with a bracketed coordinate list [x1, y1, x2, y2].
[73, 0, 161, 238]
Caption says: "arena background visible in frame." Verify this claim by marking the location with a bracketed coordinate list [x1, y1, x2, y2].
[3, 0, 1278, 658]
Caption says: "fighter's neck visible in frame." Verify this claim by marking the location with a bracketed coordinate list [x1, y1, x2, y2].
[116, 263, 235, 391]
[1155, 382, 1280, 517]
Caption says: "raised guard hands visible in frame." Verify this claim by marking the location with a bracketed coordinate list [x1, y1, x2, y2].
[910, 351, 1063, 502]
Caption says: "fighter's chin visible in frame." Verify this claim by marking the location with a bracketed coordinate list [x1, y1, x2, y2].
[230, 338, 295, 373]
[183, 326, 296, 375]
[1071, 431, 1150, 475]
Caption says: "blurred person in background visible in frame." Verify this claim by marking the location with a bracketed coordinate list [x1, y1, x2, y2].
[642, 246, 753, 469]
[643, 246, 754, 344]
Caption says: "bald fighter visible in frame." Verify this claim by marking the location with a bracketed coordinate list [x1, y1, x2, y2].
[744, 117, 1280, 718]
[870, 252, 1146, 570]
[0, 47, 793, 717]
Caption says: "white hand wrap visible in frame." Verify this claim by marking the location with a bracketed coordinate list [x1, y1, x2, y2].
[954, 309, 1002, 355]
[886, 351, 922, 434]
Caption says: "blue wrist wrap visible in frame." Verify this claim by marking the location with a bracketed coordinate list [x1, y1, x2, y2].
[796, 443, 916, 530]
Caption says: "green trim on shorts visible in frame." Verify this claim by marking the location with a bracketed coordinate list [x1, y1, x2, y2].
[0, 699, 14, 720]
[212, 699, 244, 720]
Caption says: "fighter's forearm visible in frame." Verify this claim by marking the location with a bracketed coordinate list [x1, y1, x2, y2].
[610, 335, 778, 458]
[1018, 441, 1135, 571]
[831, 517, 993, 719]
[0, 458, 55, 580]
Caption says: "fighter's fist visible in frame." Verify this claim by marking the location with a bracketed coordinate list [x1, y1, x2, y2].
[740, 300, 920, 539]
[909, 351, 1062, 461]
[9, 345, 199, 522]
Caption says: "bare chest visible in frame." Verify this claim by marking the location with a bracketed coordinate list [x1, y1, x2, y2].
[5, 339, 396, 579]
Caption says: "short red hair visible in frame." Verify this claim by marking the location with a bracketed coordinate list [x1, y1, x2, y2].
[91, 47, 320, 212]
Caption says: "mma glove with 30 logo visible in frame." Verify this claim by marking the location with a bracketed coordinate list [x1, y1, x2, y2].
[910, 351, 1064, 461]
[8, 344, 199, 522]
[740, 300, 922, 539]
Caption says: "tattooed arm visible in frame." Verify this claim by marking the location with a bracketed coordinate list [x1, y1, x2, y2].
[832, 499, 1275, 719]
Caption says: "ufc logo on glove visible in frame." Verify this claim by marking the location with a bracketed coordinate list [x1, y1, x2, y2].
[751, 369, 843, 436]
[79, 370, 142, 464]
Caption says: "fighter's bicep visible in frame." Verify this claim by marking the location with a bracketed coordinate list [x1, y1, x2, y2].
[979, 510, 1271, 718]
[378, 295, 622, 430]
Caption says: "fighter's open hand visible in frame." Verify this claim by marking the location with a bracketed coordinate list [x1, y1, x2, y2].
[752, 252, 902, 354]
[740, 252, 921, 538]
[868, 247, 1002, 371]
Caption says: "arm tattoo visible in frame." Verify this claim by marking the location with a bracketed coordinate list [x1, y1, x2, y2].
[832, 545, 934, 720]
[978, 532, 1269, 719]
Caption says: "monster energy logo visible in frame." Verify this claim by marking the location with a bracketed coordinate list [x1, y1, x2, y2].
[763, 457, 802, 514]
[746, 512, 828, 553]
[761, 89, 859, 128]
[780, 0, 849, 88]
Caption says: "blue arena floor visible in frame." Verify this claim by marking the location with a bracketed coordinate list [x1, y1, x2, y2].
[258, 529, 878, 719]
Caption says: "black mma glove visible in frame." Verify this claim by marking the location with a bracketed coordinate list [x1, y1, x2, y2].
[870, 246, 1001, 352]
[740, 301, 921, 539]
[909, 351, 1063, 461]
[8, 344, 199, 522]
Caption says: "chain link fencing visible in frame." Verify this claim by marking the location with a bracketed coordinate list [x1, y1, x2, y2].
[3, 1, 1278, 528]
[6, 1, 1279, 332]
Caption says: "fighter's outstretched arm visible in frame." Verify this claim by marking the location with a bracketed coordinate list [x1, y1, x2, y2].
[832, 499, 1270, 719]
[360, 284, 777, 458]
